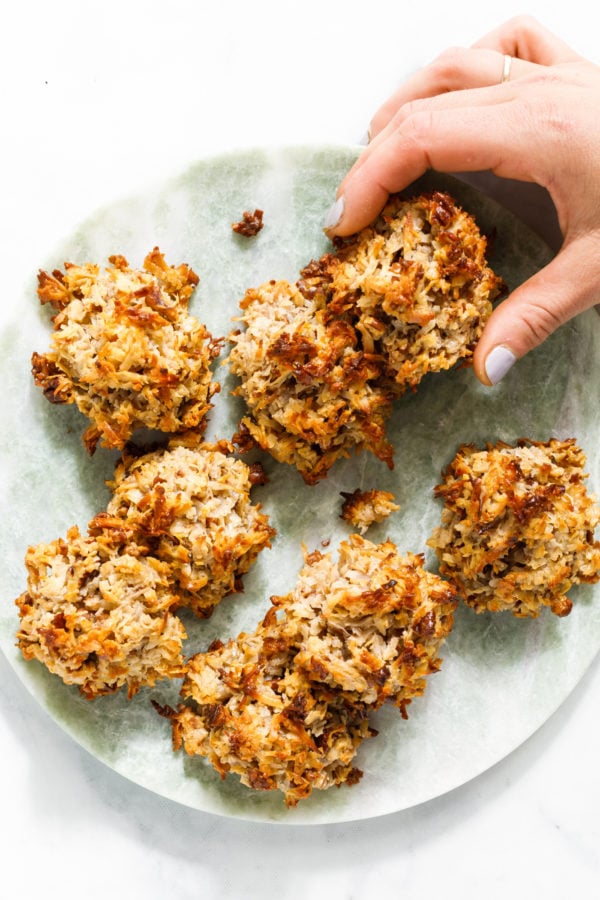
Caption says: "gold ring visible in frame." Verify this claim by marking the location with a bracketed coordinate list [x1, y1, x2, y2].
[501, 54, 512, 83]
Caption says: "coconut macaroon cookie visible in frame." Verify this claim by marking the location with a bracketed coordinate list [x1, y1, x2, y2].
[14, 440, 274, 695]
[273, 535, 458, 714]
[228, 191, 502, 483]
[168, 628, 373, 808]
[32, 248, 220, 453]
[428, 439, 600, 618]
[330, 191, 504, 392]
[165, 534, 457, 805]
[15, 523, 187, 699]
[228, 263, 394, 485]
[105, 441, 275, 617]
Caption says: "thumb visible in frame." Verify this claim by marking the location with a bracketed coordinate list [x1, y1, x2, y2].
[473, 234, 600, 385]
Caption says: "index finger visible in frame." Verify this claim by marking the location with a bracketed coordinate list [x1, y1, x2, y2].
[325, 97, 530, 236]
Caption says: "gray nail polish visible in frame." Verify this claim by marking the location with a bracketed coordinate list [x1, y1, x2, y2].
[323, 196, 345, 231]
[485, 345, 517, 385]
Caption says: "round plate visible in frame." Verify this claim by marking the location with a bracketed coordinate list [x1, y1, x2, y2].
[1, 145, 599, 824]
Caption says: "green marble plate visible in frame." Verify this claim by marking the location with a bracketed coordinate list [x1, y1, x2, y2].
[1, 145, 599, 824]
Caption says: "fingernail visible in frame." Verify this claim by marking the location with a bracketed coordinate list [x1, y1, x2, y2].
[485, 345, 517, 385]
[323, 196, 345, 232]
[357, 130, 370, 145]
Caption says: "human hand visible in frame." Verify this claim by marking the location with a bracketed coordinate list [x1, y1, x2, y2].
[324, 16, 600, 385]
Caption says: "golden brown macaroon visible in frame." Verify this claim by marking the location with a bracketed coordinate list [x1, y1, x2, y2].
[340, 488, 400, 534]
[167, 625, 372, 807]
[105, 441, 275, 617]
[228, 191, 502, 483]
[32, 249, 220, 453]
[273, 535, 458, 714]
[14, 440, 274, 696]
[165, 534, 456, 806]
[228, 264, 394, 484]
[330, 191, 504, 392]
[15, 523, 186, 699]
[428, 438, 600, 618]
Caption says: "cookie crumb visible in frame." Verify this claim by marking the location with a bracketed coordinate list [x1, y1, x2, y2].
[232, 208, 264, 237]
[340, 489, 400, 534]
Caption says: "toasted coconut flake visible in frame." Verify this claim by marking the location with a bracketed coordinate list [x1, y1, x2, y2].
[428, 438, 600, 617]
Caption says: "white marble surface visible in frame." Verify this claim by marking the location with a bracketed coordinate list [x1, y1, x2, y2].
[2, 1, 600, 896]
